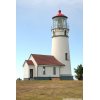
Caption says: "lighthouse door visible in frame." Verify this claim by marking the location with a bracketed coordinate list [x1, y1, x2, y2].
[30, 69, 33, 78]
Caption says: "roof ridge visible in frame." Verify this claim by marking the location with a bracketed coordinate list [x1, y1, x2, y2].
[32, 54, 54, 57]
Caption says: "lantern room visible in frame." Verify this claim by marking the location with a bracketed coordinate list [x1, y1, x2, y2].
[52, 10, 68, 29]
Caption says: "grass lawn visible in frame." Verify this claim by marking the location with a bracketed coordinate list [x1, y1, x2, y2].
[16, 80, 83, 100]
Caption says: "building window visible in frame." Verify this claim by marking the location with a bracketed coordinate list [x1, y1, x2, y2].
[43, 66, 46, 75]
[53, 67, 56, 75]
[65, 53, 68, 60]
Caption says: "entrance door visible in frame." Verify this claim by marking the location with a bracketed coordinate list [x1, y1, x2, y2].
[30, 69, 33, 78]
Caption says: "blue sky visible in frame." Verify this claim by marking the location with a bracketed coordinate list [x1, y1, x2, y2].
[16, 0, 83, 79]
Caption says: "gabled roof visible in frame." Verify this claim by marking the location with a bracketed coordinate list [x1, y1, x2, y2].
[25, 60, 34, 65]
[31, 54, 65, 66]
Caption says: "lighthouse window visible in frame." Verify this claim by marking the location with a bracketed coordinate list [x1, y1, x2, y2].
[65, 53, 68, 60]
[53, 17, 64, 28]
[57, 18, 63, 28]
[53, 18, 58, 28]
[63, 18, 67, 28]
[43, 66, 46, 75]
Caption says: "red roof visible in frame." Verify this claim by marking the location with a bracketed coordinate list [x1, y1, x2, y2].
[52, 10, 67, 19]
[31, 54, 65, 66]
[25, 60, 34, 65]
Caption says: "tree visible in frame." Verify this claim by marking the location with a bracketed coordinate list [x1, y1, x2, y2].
[74, 64, 83, 80]
[16, 78, 22, 81]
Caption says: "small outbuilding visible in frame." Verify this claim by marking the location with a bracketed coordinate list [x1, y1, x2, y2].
[23, 54, 65, 80]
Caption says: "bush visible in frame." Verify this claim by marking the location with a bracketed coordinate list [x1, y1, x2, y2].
[17, 78, 22, 81]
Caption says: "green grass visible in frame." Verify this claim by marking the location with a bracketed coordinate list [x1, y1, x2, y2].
[16, 80, 83, 100]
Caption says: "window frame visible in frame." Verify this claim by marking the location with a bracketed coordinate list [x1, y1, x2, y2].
[65, 53, 68, 60]
[43, 66, 46, 75]
[53, 67, 56, 75]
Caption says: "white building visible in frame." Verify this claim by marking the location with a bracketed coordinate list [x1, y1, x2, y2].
[23, 10, 73, 80]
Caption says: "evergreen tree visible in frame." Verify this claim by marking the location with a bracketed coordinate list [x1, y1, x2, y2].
[74, 64, 83, 80]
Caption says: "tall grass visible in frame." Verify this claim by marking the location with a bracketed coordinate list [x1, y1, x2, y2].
[16, 80, 83, 100]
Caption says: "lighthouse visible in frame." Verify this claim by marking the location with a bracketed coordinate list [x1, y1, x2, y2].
[51, 10, 72, 78]
[23, 10, 73, 80]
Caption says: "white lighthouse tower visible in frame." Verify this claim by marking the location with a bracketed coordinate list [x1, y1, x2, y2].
[51, 10, 73, 79]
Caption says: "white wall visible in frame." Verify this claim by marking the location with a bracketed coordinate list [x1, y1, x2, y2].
[52, 29, 68, 36]
[23, 62, 35, 78]
[51, 30, 72, 75]
[28, 55, 38, 77]
[38, 65, 60, 77]
[23, 62, 29, 78]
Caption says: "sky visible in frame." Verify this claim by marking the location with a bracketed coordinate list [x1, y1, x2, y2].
[16, 0, 83, 79]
